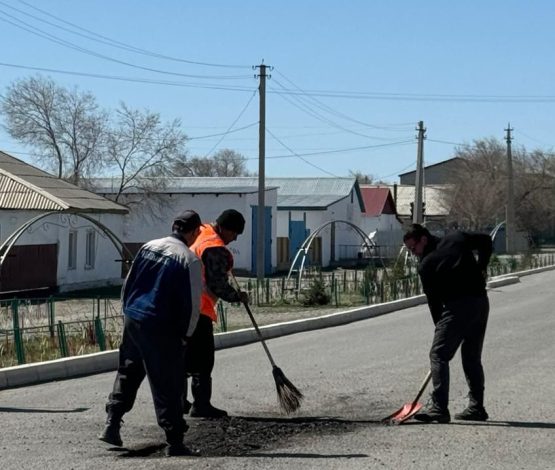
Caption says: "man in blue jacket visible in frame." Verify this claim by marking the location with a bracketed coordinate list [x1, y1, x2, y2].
[403, 224, 492, 424]
[99, 210, 202, 456]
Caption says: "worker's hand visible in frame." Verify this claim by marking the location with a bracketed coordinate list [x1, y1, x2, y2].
[237, 290, 250, 305]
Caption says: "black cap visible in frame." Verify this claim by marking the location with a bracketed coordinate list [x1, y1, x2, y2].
[173, 210, 202, 233]
[216, 209, 245, 234]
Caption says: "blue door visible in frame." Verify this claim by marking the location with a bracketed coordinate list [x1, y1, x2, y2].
[289, 220, 309, 269]
[251, 206, 272, 275]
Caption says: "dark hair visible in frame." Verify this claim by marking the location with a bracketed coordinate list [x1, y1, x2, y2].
[403, 223, 431, 242]
[172, 210, 202, 233]
[216, 209, 245, 234]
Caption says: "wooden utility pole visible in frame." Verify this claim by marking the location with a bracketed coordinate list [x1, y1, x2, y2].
[254, 63, 270, 280]
[413, 121, 426, 224]
[505, 123, 515, 253]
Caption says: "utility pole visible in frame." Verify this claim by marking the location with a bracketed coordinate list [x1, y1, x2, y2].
[505, 123, 515, 254]
[413, 121, 426, 224]
[254, 62, 271, 280]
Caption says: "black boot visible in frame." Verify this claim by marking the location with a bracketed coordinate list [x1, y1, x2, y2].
[190, 375, 228, 418]
[165, 430, 200, 457]
[455, 393, 488, 421]
[98, 413, 123, 447]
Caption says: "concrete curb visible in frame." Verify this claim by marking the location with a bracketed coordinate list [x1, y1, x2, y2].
[0, 271, 537, 390]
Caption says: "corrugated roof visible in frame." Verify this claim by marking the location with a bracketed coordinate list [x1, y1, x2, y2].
[92, 176, 364, 210]
[0, 151, 128, 213]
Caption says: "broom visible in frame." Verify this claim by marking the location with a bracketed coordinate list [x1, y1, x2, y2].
[230, 273, 304, 414]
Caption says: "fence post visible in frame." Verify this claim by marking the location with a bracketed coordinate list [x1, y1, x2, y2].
[265, 278, 270, 304]
[48, 296, 55, 338]
[57, 321, 69, 357]
[94, 316, 106, 351]
[12, 299, 26, 365]
[334, 278, 339, 307]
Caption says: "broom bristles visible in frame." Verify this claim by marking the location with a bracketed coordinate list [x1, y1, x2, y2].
[272, 366, 304, 414]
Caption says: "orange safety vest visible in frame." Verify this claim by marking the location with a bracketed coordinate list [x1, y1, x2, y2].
[190, 224, 233, 322]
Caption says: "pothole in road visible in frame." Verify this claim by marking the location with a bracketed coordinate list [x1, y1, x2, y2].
[118, 415, 376, 458]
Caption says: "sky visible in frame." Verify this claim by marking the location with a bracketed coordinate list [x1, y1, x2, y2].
[1, 0, 555, 183]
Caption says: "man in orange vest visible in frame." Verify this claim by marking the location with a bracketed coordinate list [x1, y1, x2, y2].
[186, 209, 249, 418]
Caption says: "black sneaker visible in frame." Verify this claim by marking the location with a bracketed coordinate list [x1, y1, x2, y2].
[165, 444, 201, 457]
[455, 406, 489, 421]
[190, 403, 228, 418]
[98, 419, 123, 447]
[414, 405, 451, 423]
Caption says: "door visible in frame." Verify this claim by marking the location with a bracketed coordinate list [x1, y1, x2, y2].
[289, 220, 309, 269]
[0, 244, 58, 292]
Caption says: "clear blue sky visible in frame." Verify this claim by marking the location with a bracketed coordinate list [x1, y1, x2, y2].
[1, 0, 554, 182]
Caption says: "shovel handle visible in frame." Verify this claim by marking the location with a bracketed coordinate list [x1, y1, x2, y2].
[412, 370, 432, 405]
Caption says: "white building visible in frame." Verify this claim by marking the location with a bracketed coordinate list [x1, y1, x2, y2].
[93, 176, 365, 274]
[93, 177, 278, 275]
[0, 151, 128, 294]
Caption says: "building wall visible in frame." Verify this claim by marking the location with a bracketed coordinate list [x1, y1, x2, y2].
[116, 190, 278, 273]
[277, 191, 364, 267]
[0, 210, 125, 291]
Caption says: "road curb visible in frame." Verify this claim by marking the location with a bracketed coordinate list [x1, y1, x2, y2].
[0, 271, 535, 390]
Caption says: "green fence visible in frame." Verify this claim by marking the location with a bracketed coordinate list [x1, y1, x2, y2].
[1, 252, 553, 367]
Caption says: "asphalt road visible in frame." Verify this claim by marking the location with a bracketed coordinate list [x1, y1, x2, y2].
[1, 270, 554, 469]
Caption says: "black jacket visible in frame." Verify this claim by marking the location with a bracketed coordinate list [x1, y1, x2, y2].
[418, 231, 492, 324]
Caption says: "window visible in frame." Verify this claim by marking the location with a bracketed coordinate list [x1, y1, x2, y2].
[85, 230, 96, 269]
[68, 230, 77, 270]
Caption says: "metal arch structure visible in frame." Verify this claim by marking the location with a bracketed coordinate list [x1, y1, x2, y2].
[0, 210, 134, 275]
[285, 219, 379, 291]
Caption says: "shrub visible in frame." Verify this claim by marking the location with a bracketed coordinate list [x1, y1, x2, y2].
[301, 276, 331, 306]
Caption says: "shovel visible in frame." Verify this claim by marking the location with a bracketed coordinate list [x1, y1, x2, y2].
[381, 370, 432, 425]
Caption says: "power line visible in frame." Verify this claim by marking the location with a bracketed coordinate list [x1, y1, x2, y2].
[202, 90, 258, 157]
[246, 140, 415, 161]
[0, 61, 257, 92]
[188, 122, 258, 140]
[15, 0, 250, 69]
[266, 127, 339, 177]
[273, 69, 414, 131]
[0, 9, 251, 80]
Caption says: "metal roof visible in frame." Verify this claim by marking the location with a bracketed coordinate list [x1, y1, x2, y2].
[91, 176, 364, 210]
[0, 151, 128, 213]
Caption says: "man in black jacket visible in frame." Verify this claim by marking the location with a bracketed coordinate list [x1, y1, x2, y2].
[403, 224, 493, 423]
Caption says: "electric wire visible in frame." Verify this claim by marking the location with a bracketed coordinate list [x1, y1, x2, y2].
[0, 61, 257, 92]
[202, 89, 257, 157]
[15, 0, 250, 69]
[273, 69, 414, 132]
[265, 127, 339, 177]
[0, 9, 251, 80]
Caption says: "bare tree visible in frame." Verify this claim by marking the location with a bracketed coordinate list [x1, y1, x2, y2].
[102, 103, 188, 202]
[349, 170, 374, 184]
[1, 75, 105, 184]
[445, 138, 555, 235]
[171, 148, 250, 176]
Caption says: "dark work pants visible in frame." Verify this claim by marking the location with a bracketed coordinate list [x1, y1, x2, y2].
[429, 295, 489, 410]
[106, 316, 186, 442]
[185, 314, 215, 404]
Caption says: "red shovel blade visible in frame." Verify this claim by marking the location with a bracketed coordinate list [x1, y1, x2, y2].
[381, 401, 423, 425]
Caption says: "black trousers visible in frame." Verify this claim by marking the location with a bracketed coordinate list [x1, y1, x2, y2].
[429, 295, 489, 410]
[106, 316, 187, 440]
[185, 314, 215, 376]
